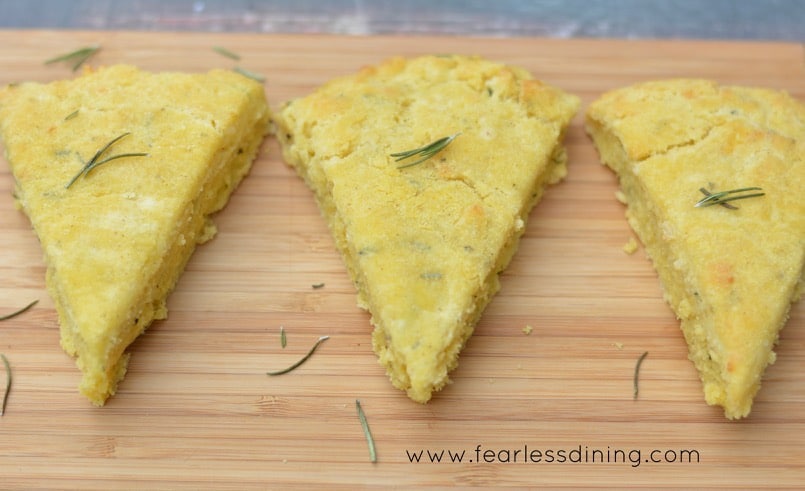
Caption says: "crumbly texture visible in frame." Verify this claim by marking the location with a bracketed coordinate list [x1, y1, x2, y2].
[586, 79, 805, 419]
[275, 55, 579, 403]
[622, 237, 639, 255]
[0, 65, 270, 405]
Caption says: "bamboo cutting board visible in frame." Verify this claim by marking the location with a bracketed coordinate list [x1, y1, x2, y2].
[0, 31, 803, 489]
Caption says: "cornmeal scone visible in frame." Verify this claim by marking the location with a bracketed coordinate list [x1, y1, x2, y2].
[275, 55, 579, 403]
[586, 79, 804, 419]
[0, 65, 270, 405]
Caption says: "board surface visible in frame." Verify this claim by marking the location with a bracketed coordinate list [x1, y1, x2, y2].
[0, 31, 803, 489]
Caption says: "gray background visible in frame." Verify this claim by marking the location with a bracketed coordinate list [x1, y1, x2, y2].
[0, 0, 803, 40]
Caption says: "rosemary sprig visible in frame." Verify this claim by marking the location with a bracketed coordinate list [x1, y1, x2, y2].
[233, 66, 266, 83]
[391, 132, 461, 169]
[0, 300, 38, 321]
[356, 399, 377, 463]
[212, 46, 241, 61]
[267, 335, 329, 376]
[1, 353, 10, 416]
[633, 351, 648, 400]
[280, 326, 287, 349]
[44, 45, 101, 71]
[65, 133, 148, 189]
[695, 187, 764, 209]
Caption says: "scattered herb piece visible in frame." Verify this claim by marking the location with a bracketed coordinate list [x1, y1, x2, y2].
[633, 351, 649, 400]
[212, 46, 241, 61]
[65, 132, 148, 189]
[267, 336, 329, 376]
[64, 109, 80, 121]
[695, 187, 764, 209]
[0, 300, 38, 321]
[280, 326, 287, 349]
[233, 66, 266, 83]
[356, 399, 377, 463]
[311, 283, 325, 289]
[44, 45, 101, 71]
[391, 132, 461, 169]
[1, 354, 10, 416]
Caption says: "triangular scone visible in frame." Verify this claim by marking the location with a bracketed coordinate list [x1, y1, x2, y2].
[586, 79, 804, 419]
[0, 65, 270, 405]
[275, 55, 579, 403]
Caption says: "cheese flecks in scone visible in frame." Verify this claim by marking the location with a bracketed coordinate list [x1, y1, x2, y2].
[0, 65, 270, 405]
[586, 79, 804, 419]
[275, 55, 579, 403]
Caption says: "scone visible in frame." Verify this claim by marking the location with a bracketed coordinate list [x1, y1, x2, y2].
[275, 55, 579, 403]
[0, 65, 270, 405]
[586, 79, 804, 419]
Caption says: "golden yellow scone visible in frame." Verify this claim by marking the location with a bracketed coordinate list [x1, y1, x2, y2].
[586, 79, 805, 419]
[275, 55, 579, 403]
[0, 65, 270, 405]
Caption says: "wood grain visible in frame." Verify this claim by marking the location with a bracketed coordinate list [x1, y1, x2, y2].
[0, 31, 803, 489]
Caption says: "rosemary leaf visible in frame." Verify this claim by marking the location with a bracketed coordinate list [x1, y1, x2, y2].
[695, 187, 764, 209]
[633, 351, 648, 400]
[233, 66, 266, 83]
[1, 353, 10, 416]
[391, 132, 460, 169]
[356, 400, 377, 463]
[87, 132, 132, 167]
[311, 283, 325, 289]
[44, 45, 101, 71]
[65, 133, 148, 189]
[280, 326, 287, 349]
[64, 109, 80, 121]
[83, 152, 149, 175]
[0, 300, 38, 321]
[213, 46, 241, 61]
[267, 336, 329, 376]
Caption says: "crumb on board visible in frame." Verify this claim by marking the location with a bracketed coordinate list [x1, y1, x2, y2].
[622, 237, 639, 255]
[522, 324, 533, 335]
[613, 342, 624, 350]
[614, 190, 628, 204]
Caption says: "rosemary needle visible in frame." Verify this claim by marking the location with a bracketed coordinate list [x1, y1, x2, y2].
[267, 336, 329, 376]
[695, 187, 764, 209]
[212, 46, 241, 61]
[633, 351, 649, 400]
[65, 133, 148, 189]
[391, 132, 461, 169]
[233, 66, 266, 83]
[0, 300, 38, 321]
[1, 354, 10, 416]
[44, 45, 101, 71]
[356, 400, 377, 463]
[280, 326, 287, 349]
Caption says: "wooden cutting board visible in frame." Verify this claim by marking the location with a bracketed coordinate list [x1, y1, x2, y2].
[0, 30, 803, 489]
